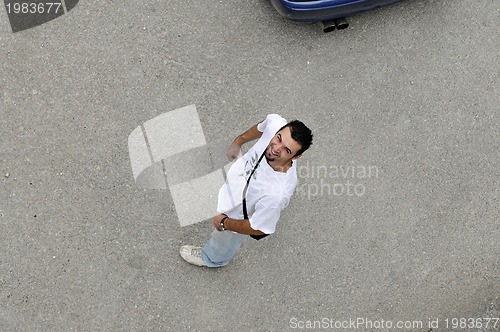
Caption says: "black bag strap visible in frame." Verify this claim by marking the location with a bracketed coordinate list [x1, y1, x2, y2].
[243, 150, 269, 240]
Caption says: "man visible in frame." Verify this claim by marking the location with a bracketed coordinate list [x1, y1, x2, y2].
[180, 114, 313, 267]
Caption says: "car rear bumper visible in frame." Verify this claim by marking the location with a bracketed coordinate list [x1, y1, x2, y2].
[270, 0, 402, 22]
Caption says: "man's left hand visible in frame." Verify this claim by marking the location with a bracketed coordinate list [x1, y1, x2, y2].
[213, 214, 227, 231]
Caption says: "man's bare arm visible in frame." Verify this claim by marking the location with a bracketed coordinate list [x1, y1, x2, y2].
[234, 122, 263, 145]
[226, 121, 264, 161]
[213, 214, 266, 236]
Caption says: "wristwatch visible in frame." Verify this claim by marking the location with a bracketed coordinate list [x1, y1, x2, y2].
[220, 216, 228, 231]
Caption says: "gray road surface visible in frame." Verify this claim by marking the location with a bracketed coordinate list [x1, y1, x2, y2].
[1, 0, 499, 331]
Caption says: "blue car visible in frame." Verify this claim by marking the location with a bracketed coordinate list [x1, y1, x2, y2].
[270, 0, 402, 31]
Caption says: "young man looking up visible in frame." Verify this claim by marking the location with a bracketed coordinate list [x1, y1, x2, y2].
[180, 114, 313, 267]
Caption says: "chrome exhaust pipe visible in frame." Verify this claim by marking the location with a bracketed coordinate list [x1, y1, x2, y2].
[334, 17, 349, 29]
[319, 20, 336, 33]
[320, 17, 349, 32]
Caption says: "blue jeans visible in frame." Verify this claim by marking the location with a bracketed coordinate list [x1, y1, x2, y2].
[201, 230, 246, 267]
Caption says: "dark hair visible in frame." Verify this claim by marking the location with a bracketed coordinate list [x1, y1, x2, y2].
[279, 120, 313, 157]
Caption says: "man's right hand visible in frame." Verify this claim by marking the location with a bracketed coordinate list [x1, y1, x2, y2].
[225, 122, 264, 161]
[226, 141, 242, 162]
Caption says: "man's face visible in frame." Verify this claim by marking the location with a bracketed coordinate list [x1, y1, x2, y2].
[265, 127, 302, 164]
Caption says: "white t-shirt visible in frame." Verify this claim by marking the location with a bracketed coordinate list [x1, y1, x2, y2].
[217, 114, 298, 234]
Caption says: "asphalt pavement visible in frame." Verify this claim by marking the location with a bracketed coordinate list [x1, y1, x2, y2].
[1, 0, 499, 331]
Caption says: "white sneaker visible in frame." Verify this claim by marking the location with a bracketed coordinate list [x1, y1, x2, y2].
[179, 245, 208, 267]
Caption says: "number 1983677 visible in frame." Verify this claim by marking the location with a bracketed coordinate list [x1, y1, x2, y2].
[6, 2, 62, 14]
